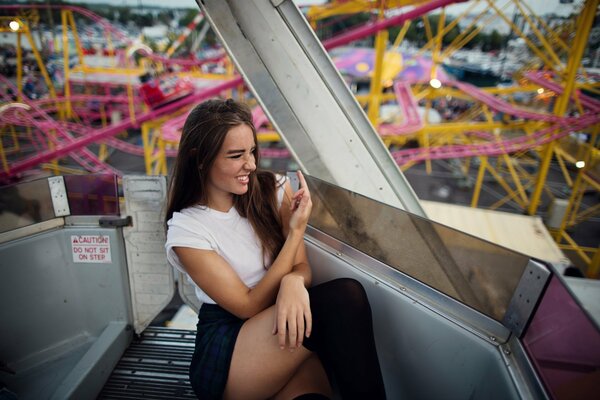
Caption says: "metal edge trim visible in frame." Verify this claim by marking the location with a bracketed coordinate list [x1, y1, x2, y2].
[500, 336, 550, 400]
[0, 218, 65, 244]
[305, 225, 511, 344]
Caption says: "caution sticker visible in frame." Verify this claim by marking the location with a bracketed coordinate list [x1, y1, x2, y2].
[71, 235, 112, 263]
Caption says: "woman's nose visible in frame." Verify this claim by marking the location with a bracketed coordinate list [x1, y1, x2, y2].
[244, 156, 256, 171]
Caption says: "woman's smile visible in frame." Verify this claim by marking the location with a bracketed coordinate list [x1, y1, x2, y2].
[236, 175, 250, 184]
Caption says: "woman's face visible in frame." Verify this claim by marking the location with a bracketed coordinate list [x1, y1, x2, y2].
[206, 123, 257, 208]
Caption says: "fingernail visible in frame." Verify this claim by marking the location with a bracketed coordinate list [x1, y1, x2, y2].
[280, 346, 285, 350]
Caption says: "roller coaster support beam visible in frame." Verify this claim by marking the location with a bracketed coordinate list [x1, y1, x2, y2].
[590, 246, 600, 279]
[367, 3, 387, 126]
[16, 29, 22, 100]
[61, 10, 72, 119]
[554, 125, 600, 276]
[527, 0, 599, 216]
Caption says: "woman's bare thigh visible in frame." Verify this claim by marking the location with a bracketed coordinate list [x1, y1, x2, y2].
[223, 305, 312, 400]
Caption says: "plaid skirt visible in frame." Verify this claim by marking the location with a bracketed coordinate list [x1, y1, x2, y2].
[190, 303, 245, 400]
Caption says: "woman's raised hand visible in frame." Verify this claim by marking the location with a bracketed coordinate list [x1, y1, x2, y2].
[288, 171, 312, 233]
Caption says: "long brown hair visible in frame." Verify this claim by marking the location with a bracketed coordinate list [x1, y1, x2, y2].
[165, 98, 285, 262]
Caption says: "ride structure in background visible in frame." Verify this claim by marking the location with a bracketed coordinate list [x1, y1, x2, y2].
[0, 0, 598, 275]
[0, 4, 241, 178]
[305, 0, 599, 276]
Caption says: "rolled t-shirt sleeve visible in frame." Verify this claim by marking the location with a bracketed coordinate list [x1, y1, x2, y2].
[165, 211, 216, 275]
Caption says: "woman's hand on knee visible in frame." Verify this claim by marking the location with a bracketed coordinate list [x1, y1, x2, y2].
[272, 274, 312, 350]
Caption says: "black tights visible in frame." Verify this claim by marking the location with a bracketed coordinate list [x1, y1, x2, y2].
[302, 278, 386, 400]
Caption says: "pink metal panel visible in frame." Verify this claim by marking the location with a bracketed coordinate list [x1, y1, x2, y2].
[522, 276, 600, 399]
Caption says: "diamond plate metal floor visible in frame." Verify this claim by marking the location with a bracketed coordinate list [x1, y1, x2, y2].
[98, 327, 197, 399]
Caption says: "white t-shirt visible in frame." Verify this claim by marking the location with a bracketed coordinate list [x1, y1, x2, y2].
[165, 175, 287, 304]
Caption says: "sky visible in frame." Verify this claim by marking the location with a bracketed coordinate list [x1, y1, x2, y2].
[66, 0, 583, 17]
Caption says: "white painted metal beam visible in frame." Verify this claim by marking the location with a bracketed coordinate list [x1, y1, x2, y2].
[197, 0, 424, 216]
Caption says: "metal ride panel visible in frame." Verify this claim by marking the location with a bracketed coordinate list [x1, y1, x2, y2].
[179, 272, 202, 314]
[122, 176, 175, 334]
[198, 0, 424, 216]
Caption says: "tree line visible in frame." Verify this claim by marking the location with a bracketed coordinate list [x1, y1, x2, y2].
[318, 12, 508, 52]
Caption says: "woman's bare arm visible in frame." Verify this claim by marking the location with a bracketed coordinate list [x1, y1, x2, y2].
[174, 228, 304, 319]
[279, 179, 312, 287]
[271, 176, 315, 349]
[174, 171, 312, 321]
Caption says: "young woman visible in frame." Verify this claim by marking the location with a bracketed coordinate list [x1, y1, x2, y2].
[165, 99, 386, 400]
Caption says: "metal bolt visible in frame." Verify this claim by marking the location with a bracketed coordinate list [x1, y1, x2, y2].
[503, 349, 511, 355]
[490, 336, 497, 342]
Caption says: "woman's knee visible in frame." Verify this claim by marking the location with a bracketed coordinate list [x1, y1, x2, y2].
[318, 278, 368, 306]
[309, 278, 372, 323]
[330, 278, 367, 301]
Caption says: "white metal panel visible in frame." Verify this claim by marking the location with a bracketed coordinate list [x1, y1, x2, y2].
[122, 176, 174, 334]
[564, 277, 600, 326]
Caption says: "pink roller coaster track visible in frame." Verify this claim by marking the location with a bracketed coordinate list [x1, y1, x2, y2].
[524, 71, 600, 112]
[391, 113, 599, 165]
[0, 77, 243, 179]
[379, 81, 424, 135]
[138, 49, 226, 69]
[389, 77, 600, 165]
[0, 76, 120, 175]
